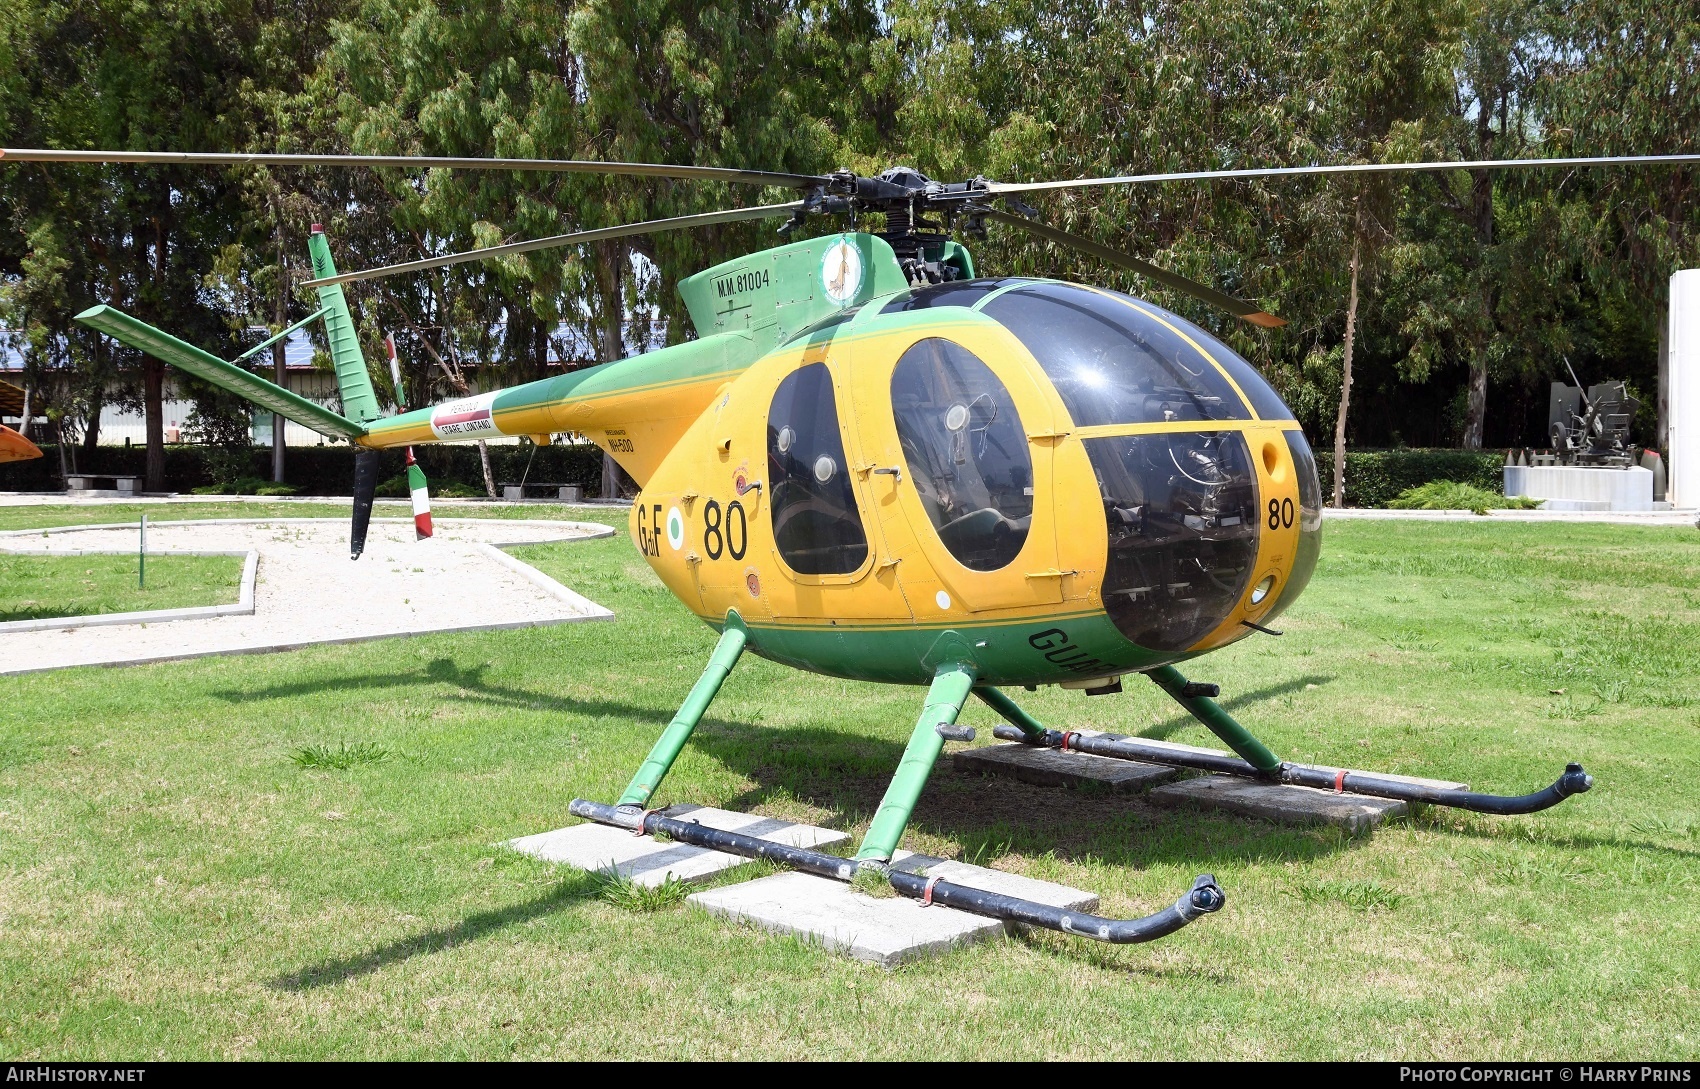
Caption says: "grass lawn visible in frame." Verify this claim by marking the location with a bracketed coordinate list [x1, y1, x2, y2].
[0, 505, 1695, 1059]
[0, 553, 244, 622]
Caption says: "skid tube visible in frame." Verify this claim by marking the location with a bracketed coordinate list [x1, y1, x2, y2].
[568, 799, 1225, 944]
[989, 726, 1594, 816]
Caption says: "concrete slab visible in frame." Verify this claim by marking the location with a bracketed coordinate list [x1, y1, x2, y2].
[954, 742, 1177, 791]
[688, 851, 1099, 967]
[1148, 775, 1407, 834]
[508, 805, 849, 887]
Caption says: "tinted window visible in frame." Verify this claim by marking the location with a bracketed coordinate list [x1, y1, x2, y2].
[1264, 430, 1323, 621]
[891, 339, 1034, 571]
[982, 283, 1249, 425]
[881, 278, 1030, 314]
[768, 363, 869, 575]
[1152, 306, 1295, 420]
[1085, 431, 1260, 652]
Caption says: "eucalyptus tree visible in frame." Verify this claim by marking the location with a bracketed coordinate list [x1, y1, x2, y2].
[1538, 0, 1700, 453]
[0, 0, 345, 488]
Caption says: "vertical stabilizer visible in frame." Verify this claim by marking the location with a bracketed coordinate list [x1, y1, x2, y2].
[307, 226, 384, 427]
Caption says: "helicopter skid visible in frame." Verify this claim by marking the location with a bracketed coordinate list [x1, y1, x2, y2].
[988, 725, 1594, 816]
[567, 798, 1225, 945]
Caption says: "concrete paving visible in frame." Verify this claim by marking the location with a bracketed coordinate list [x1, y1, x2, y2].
[1323, 505, 1697, 527]
[508, 805, 849, 887]
[1149, 775, 1411, 834]
[688, 850, 1099, 967]
[954, 741, 1177, 791]
[0, 517, 613, 674]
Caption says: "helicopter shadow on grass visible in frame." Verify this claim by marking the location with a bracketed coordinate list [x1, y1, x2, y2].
[268, 870, 603, 993]
[691, 673, 1356, 875]
[211, 657, 746, 734]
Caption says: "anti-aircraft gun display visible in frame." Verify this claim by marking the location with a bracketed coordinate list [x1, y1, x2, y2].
[1546, 362, 1640, 468]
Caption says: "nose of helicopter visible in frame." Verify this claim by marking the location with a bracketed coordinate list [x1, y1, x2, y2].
[976, 280, 1323, 657]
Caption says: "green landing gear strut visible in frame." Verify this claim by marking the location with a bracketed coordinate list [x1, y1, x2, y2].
[616, 613, 748, 808]
[1144, 664, 1282, 773]
[983, 666, 1594, 816]
[854, 662, 978, 863]
[975, 666, 1282, 772]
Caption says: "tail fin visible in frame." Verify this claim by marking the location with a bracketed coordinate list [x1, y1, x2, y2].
[307, 226, 384, 428]
[73, 305, 366, 440]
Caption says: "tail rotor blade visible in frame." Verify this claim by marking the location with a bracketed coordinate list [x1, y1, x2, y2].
[406, 447, 434, 541]
[979, 206, 1285, 328]
[351, 449, 384, 560]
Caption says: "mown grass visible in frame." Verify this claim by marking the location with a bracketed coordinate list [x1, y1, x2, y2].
[0, 552, 243, 622]
[0, 505, 1695, 1059]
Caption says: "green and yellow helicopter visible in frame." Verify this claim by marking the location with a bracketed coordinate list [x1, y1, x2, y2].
[13, 146, 1693, 943]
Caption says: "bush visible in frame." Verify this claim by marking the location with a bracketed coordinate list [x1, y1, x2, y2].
[1315, 448, 1506, 508]
[1387, 481, 1541, 515]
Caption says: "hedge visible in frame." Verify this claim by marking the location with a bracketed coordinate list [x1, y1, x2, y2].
[0, 442, 612, 497]
[2, 441, 1504, 509]
[1315, 448, 1505, 508]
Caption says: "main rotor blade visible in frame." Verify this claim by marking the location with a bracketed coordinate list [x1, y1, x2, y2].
[0, 148, 825, 189]
[304, 201, 806, 288]
[988, 153, 1700, 196]
[980, 207, 1285, 328]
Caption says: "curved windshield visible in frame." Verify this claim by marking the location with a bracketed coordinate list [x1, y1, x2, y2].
[1085, 431, 1260, 652]
[981, 283, 1292, 425]
[1154, 307, 1295, 421]
[891, 338, 1034, 571]
[767, 363, 869, 575]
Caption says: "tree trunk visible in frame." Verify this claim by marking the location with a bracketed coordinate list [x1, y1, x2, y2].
[1460, 164, 1496, 449]
[476, 438, 497, 499]
[144, 357, 165, 491]
[1333, 228, 1362, 508]
[81, 387, 103, 455]
[1461, 360, 1489, 449]
[18, 385, 31, 440]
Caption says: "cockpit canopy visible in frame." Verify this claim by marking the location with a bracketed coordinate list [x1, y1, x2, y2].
[977, 281, 1294, 426]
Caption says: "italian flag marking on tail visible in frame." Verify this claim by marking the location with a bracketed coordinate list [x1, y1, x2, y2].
[406, 447, 433, 540]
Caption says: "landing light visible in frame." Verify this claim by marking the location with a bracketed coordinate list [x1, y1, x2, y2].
[1250, 574, 1275, 605]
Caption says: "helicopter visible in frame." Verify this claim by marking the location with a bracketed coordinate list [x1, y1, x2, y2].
[10, 146, 1695, 945]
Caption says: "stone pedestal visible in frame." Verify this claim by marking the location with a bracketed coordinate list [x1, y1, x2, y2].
[1504, 464, 1653, 511]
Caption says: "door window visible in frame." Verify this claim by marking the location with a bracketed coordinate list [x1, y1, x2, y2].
[768, 363, 869, 575]
[890, 338, 1034, 571]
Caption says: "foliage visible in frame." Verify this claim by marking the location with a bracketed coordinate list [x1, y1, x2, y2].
[2, 0, 1698, 468]
[592, 871, 694, 913]
[290, 740, 391, 770]
[1315, 448, 1508, 507]
[1387, 480, 1542, 513]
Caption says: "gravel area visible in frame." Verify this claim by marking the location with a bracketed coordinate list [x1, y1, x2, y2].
[0, 518, 614, 675]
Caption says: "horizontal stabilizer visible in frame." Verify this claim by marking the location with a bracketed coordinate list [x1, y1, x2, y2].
[74, 305, 367, 441]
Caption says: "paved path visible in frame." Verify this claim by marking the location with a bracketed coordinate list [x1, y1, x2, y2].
[1323, 507, 1698, 527]
[0, 518, 614, 675]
